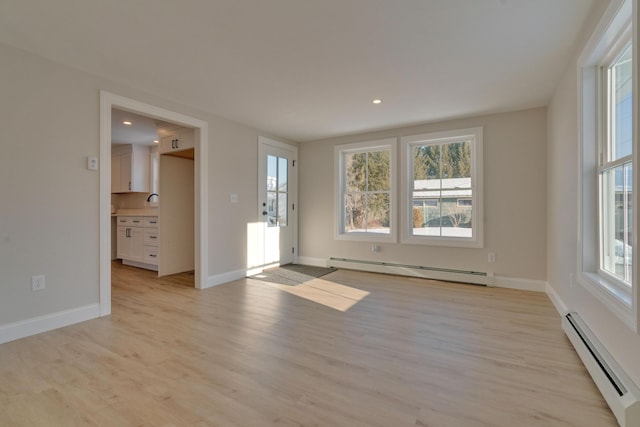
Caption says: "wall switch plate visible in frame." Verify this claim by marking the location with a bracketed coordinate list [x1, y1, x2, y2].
[488, 252, 496, 263]
[32, 275, 45, 291]
[230, 193, 238, 203]
[87, 156, 98, 171]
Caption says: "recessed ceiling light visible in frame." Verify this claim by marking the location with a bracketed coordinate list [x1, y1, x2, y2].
[123, 121, 132, 125]
[372, 99, 382, 104]
[153, 140, 159, 144]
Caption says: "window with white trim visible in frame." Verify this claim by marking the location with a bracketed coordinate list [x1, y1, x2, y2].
[600, 42, 633, 286]
[335, 138, 396, 242]
[578, 0, 636, 329]
[401, 127, 483, 248]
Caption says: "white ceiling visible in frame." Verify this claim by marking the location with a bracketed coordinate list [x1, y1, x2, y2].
[111, 108, 178, 146]
[0, 0, 596, 142]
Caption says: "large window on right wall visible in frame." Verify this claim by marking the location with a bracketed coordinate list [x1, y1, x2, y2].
[401, 127, 483, 248]
[578, 0, 636, 330]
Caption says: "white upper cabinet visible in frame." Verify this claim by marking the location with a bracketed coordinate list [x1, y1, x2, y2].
[111, 144, 150, 193]
[159, 128, 194, 154]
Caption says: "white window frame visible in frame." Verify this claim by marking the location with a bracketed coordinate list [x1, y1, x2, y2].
[400, 127, 483, 248]
[577, 0, 637, 331]
[334, 138, 397, 242]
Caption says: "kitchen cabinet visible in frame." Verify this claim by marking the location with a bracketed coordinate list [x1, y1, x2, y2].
[159, 128, 194, 154]
[111, 144, 150, 193]
[117, 215, 159, 271]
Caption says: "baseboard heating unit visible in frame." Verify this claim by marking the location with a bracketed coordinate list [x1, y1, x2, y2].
[562, 312, 640, 426]
[327, 258, 494, 286]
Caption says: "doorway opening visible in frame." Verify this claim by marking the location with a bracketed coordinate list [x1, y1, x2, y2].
[99, 91, 208, 316]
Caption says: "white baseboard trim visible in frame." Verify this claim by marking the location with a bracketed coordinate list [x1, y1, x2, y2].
[493, 276, 547, 292]
[545, 282, 569, 315]
[0, 303, 100, 345]
[296, 256, 328, 267]
[205, 268, 247, 289]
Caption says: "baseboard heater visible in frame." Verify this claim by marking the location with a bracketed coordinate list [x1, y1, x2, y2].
[327, 257, 494, 286]
[562, 312, 640, 426]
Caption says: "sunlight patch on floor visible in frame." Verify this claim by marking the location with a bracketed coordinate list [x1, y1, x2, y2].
[263, 277, 370, 312]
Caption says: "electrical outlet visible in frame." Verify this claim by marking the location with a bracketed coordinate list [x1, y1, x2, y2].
[32, 275, 45, 291]
[488, 252, 496, 263]
[371, 245, 380, 253]
[230, 193, 238, 203]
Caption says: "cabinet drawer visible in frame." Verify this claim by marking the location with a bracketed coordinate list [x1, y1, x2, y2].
[144, 216, 159, 228]
[116, 216, 134, 226]
[118, 216, 144, 226]
[144, 230, 159, 246]
[144, 247, 159, 264]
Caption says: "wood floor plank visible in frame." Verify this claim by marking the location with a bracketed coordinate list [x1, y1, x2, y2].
[0, 262, 617, 426]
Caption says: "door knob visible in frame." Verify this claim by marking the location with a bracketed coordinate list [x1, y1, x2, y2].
[262, 211, 268, 215]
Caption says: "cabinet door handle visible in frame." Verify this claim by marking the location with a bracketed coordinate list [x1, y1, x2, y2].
[126, 228, 131, 238]
[149, 254, 157, 258]
[129, 182, 132, 191]
[149, 235, 157, 239]
[175, 138, 179, 149]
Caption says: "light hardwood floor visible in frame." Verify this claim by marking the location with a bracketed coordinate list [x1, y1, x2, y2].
[0, 262, 617, 426]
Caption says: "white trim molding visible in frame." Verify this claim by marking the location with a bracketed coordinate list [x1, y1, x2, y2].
[0, 304, 100, 345]
[493, 276, 547, 292]
[100, 91, 209, 316]
[296, 256, 329, 267]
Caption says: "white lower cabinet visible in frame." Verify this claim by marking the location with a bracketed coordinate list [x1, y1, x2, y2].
[117, 215, 159, 271]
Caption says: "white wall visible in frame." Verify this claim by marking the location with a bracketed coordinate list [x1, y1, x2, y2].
[299, 107, 547, 283]
[0, 42, 294, 327]
[546, 1, 640, 386]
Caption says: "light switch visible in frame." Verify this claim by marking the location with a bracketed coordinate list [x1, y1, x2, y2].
[87, 156, 98, 171]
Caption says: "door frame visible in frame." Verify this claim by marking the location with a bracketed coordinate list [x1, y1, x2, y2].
[99, 91, 209, 316]
[257, 136, 298, 269]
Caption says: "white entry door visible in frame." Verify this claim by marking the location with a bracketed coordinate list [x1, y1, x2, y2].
[258, 137, 297, 267]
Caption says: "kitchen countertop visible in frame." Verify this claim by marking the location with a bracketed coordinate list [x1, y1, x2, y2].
[115, 208, 159, 217]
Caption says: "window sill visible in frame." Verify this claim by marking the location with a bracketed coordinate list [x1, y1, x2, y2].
[578, 272, 636, 332]
[335, 232, 397, 243]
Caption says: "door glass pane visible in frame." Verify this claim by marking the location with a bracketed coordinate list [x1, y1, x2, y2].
[278, 157, 288, 192]
[267, 191, 277, 227]
[278, 193, 288, 226]
[267, 155, 277, 191]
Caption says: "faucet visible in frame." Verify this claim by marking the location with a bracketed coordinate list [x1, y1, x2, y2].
[146, 193, 159, 202]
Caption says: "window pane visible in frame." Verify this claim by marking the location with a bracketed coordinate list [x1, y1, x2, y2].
[366, 193, 390, 233]
[601, 163, 632, 284]
[267, 155, 277, 191]
[411, 140, 474, 239]
[442, 141, 472, 179]
[412, 196, 441, 236]
[345, 193, 366, 232]
[278, 192, 287, 227]
[345, 152, 367, 192]
[367, 151, 390, 191]
[413, 145, 441, 180]
[278, 157, 288, 192]
[611, 44, 632, 161]
[267, 191, 277, 227]
[441, 198, 473, 238]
